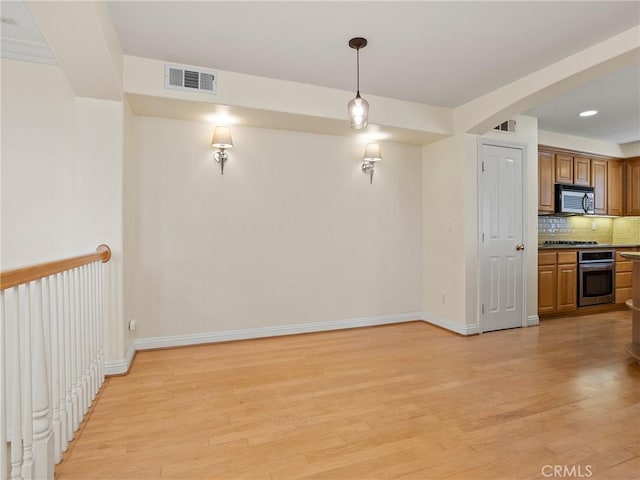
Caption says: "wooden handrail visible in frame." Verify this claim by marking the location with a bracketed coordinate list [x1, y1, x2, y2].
[1, 244, 111, 291]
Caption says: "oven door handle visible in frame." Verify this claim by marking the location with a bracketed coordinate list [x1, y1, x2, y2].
[580, 262, 615, 271]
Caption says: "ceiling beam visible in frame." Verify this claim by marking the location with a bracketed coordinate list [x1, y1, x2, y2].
[25, 1, 123, 101]
[454, 26, 640, 136]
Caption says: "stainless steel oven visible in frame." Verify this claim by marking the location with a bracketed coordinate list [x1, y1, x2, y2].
[578, 250, 615, 307]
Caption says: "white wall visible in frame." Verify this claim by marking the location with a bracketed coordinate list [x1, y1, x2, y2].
[1, 58, 127, 363]
[538, 130, 626, 158]
[1, 59, 75, 269]
[129, 117, 423, 338]
[72, 97, 125, 362]
[421, 135, 469, 329]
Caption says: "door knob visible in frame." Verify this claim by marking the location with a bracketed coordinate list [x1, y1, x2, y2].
[516, 244, 525, 251]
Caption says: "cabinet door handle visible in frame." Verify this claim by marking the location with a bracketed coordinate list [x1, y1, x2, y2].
[516, 244, 525, 251]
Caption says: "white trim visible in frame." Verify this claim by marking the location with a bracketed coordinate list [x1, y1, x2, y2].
[104, 341, 136, 376]
[527, 315, 540, 327]
[0, 37, 57, 65]
[134, 312, 422, 350]
[422, 312, 480, 336]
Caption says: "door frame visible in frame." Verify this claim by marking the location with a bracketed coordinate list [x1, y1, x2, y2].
[477, 138, 528, 333]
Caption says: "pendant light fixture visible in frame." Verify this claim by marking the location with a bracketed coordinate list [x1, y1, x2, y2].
[347, 37, 369, 130]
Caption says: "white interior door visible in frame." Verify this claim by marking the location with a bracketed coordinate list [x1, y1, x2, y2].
[479, 142, 525, 332]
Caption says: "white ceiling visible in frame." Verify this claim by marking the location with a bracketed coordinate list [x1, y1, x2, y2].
[0, 0, 56, 64]
[104, 1, 640, 144]
[525, 65, 640, 145]
[2, 1, 639, 144]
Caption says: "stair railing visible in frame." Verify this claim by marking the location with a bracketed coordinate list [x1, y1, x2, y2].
[1, 245, 111, 480]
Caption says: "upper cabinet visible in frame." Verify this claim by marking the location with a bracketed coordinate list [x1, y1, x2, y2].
[555, 154, 574, 184]
[554, 154, 591, 186]
[627, 157, 640, 216]
[574, 156, 591, 186]
[607, 159, 624, 216]
[591, 159, 607, 215]
[538, 146, 638, 217]
[538, 151, 555, 214]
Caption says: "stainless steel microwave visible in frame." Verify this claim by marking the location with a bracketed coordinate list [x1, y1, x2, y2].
[555, 184, 595, 215]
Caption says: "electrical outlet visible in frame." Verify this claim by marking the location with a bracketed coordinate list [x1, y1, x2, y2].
[441, 293, 446, 304]
[591, 221, 596, 231]
[128, 319, 137, 332]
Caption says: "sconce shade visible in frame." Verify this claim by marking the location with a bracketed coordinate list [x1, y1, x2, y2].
[211, 126, 233, 149]
[363, 143, 382, 162]
[348, 95, 369, 130]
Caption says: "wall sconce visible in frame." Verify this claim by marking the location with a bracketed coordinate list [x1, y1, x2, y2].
[362, 143, 382, 184]
[211, 126, 233, 174]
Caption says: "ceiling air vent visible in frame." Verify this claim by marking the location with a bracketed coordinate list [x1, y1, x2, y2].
[164, 64, 217, 95]
[493, 120, 517, 133]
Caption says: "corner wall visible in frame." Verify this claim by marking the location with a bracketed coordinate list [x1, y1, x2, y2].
[1, 59, 75, 269]
[422, 116, 538, 333]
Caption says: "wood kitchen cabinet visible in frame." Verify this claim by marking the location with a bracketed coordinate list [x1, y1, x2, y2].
[538, 250, 578, 315]
[574, 156, 591, 186]
[554, 153, 592, 186]
[538, 252, 557, 314]
[555, 154, 574, 184]
[616, 248, 638, 304]
[591, 159, 608, 215]
[538, 145, 640, 217]
[608, 159, 624, 216]
[538, 151, 555, 214]
[556, 251, 577, 312]
[626, 157, 640, 215]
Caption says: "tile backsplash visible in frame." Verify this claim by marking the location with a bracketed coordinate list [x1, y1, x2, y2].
[538, 216, 640, 245]
[613, 217, 640, 244]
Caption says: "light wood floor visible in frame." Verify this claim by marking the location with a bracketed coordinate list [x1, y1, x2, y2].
[56, 312, 639, 480]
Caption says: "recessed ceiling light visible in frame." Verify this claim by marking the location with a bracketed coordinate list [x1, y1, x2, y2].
[578, 110, 598, 117]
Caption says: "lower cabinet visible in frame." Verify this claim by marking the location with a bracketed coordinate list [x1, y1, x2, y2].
[616, 248, 638, 304]
[538, 264, 557, 314]
[538, 250, 577, 315]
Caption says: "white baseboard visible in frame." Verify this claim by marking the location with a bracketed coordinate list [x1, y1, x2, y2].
[527, 315, 540, 327]
[134, 312, 423, 351]
[422, 312, 480, 335]
[105, 341, 136, 376]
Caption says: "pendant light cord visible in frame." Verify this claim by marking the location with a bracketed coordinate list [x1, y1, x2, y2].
[356, 47, 361, 96]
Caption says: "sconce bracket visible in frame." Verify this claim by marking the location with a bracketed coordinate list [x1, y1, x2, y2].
[362, 161, 375, 184]
[214, 150, 229, 174]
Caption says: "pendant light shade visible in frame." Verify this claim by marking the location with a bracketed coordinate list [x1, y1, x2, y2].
[348, 37, 369, 130]
[348, 94, 369, 130]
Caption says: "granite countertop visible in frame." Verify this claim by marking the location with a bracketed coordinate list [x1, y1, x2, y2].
[538, 243, 640, 250]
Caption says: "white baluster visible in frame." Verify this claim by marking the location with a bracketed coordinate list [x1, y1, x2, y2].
[82, 265, 90, 412]
[62, 270, 73, 441]
[56, 272, 68, 453]
[78, 266, 86, 417]
[0, 291, 8, 480]
[48, 276, 62, 463]
[30, 281, 53, 480]
[7, 287, 22, 480]
[89, 262, 97, 399]
[97, 263, 104, 384]
[19, 284, 34, 480]
[69, 269, 79, 433]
